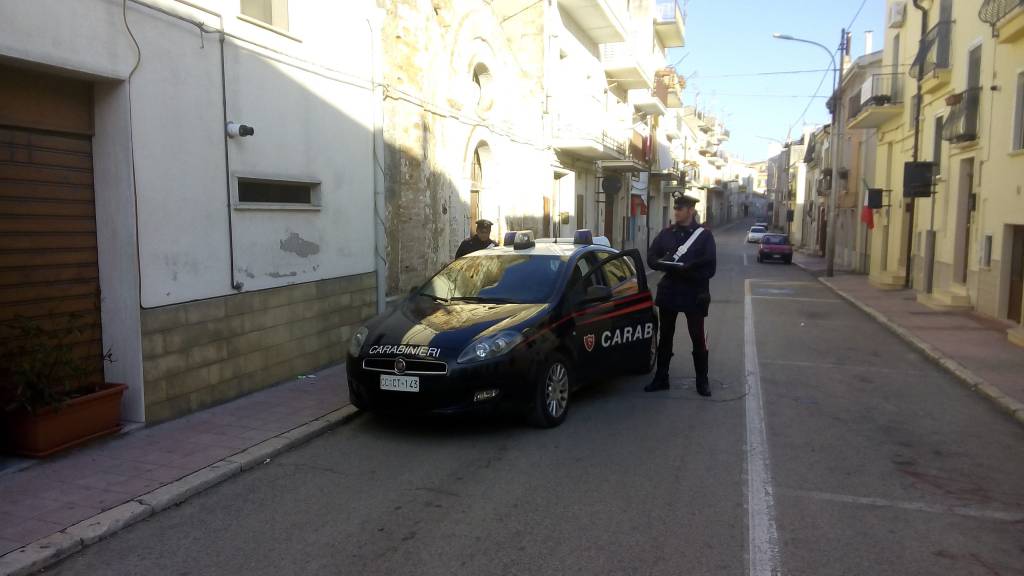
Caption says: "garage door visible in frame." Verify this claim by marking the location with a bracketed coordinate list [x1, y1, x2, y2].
[0, 66, 104, 386]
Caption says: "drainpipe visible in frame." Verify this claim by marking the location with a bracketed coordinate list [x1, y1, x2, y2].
[367, 15, 386, 314]
[907, 0, 927, 289]
[219, 34, 242, 292]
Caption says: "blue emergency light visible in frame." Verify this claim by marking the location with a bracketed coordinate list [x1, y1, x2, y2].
[573, 229, 594, 245]
[511, 230, 535, 250]
[503, 231, 517, 246]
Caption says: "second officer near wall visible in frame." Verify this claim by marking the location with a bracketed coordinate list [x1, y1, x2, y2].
[645, 195, 717, 396]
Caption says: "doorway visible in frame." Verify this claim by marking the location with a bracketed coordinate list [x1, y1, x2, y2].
[954, 158, 974, 284]
[1009, 226, 1024, 325]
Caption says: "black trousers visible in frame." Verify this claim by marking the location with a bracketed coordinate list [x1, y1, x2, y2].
[658, 309, 707, 355]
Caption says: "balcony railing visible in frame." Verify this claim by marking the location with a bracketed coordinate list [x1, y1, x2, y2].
[980, 0, 1024, 25]
[941, 87, 982, 143]
[655, 1, 686, 47]
[850, 73, 904, 118]
[910, 21, 952, 80]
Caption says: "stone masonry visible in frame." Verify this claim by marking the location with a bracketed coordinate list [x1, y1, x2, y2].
[140, 273, 376, 422]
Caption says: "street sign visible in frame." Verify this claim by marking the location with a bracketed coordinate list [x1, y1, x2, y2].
[903, 161, 935, 198]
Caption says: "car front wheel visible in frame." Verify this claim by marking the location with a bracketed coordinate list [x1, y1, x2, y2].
[529, 354, 571, 428]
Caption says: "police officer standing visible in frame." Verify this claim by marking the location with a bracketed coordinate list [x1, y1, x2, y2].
[455, 219, 496, 258]
[645, 195, 717, 396]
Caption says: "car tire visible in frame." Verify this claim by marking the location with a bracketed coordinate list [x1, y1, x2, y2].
[348, 380, 371, 412]
[528, 353, 571, 428]
[757, 255, 763, 263]
[630, 332, 658, 375]
[784, 257, 792, 265]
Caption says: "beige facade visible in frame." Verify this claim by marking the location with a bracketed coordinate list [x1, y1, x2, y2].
[867, 0, 1024, 344]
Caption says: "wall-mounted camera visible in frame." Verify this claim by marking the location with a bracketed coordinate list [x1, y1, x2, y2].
[226, 122, 255, 138]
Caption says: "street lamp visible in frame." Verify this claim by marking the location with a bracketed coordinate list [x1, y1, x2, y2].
[773, 32, 843, 278]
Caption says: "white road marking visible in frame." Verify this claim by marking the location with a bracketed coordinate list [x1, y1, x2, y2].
[761, 359, 927, 374]
[752, 296, 842, 303]
[780, 489, 1024, 522]
[744, 279, 781, 576]
[744, 253, 749, 266]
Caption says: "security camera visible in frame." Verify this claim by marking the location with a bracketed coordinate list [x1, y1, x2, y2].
[226, 122, 255, 138]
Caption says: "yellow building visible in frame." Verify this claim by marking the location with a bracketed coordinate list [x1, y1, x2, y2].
[865, 0, 1024, 345]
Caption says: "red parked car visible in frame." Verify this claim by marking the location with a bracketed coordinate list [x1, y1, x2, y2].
[757, 234, 792, 264]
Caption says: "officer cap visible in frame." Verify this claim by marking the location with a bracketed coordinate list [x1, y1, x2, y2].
[475, 219, 493, 230]
[673, 195, 700, 209]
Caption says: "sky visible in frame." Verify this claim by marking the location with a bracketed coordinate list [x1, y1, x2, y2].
[667, 0, 888, 162]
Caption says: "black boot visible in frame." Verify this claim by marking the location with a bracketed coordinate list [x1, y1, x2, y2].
[693, 350, 711, 397]
[644, 347, 673, 392]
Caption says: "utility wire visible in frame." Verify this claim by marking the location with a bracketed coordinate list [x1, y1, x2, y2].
[846, 0, 870, 30]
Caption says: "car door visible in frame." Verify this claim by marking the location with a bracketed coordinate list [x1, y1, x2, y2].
[565, 252, 613, 379]
[589, 249, 656, 372]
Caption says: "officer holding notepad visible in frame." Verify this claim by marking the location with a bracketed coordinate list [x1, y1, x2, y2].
[645, 195, 717, 396]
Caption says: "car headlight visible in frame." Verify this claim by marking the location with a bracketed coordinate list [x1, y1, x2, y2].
[348, 326, 368, 357]
[457, 330, 524, 364]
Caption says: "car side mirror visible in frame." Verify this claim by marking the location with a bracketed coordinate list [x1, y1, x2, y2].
[580, 285, 612, 305]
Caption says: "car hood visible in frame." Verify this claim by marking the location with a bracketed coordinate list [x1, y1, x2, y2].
[363, 297, 549, 356]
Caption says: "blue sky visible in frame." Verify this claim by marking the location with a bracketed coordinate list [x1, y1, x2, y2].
[667, 0, 887, 162]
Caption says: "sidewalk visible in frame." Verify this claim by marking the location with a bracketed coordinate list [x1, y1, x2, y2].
[0, 363, 355, 575]
[792, 252, 1024, 426]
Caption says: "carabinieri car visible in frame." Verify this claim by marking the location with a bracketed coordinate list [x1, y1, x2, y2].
[346, 230, 657, 428]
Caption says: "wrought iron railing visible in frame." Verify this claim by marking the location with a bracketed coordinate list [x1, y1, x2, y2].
[979, 0, 1024, 25]
[942, 86, 982, 143]
[656, 0, 682, 23]
[910, 21, 952, 80]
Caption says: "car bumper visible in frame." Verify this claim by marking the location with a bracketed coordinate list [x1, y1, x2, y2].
[346, 351, 537, 414]
[758, 251, 791, 260]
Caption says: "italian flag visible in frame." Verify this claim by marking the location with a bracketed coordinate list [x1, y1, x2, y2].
[860, 181, 874, 230]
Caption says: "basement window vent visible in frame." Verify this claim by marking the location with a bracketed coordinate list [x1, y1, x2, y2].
[982, 234, 992, 268]
[237, 178, 320, 208]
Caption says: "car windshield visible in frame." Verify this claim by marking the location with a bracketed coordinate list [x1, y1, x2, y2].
[762, 235, 788, 245]
[419, 254, 568, 304]
[750, 227, 766, 233]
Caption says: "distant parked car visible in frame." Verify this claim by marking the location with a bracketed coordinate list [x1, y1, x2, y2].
[757, 234, 792, 264]
[755, 221, 768, 229]
[746, 226, 768, 243]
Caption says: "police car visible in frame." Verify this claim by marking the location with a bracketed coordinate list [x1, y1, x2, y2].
[346, 230, 657, 428]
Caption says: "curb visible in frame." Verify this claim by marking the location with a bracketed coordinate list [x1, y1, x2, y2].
[816, 277, 1024, 428]
[0, 404, 361, 576]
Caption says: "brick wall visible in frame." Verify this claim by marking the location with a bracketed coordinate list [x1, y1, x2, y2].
[140, 273, 376, 422]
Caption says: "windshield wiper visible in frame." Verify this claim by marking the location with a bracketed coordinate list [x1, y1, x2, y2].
[449, 296, 518, 304]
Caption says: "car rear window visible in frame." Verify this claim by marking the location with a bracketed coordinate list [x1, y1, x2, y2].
[420, 254, 568, 304]
[762, 235, 788, 245]
[750, 227, 766, 233]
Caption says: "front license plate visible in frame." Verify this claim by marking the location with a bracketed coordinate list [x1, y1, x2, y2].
[380, 375, 420, 392]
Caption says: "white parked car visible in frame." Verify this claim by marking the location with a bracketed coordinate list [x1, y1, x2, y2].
[747, 226, 768, 243]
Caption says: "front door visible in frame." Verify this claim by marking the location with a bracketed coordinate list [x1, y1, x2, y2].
[589, 250, 655, 367]
[1009, 226, 1024, 325]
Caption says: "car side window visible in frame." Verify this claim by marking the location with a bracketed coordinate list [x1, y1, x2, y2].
[595, 252, 639, 298]
[568, 254, 603, 300]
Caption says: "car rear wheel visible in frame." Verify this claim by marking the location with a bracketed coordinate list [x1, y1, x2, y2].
[630, 333, 658, 375]
[529, 354, 571, 428]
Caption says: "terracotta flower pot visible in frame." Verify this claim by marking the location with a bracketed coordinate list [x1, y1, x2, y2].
[3, 383, 127, 458]
[945, 93, 962, 106]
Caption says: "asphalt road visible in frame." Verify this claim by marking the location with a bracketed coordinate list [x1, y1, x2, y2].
[47, 220, 1024, 576]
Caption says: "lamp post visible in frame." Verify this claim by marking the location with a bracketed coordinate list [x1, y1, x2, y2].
[773, 32, 844, 277]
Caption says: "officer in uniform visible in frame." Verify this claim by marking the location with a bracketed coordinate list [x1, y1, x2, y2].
[455, 219, 496, 258]
[645, 195, 717, 396]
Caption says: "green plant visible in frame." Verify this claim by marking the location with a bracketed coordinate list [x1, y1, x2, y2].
[0, 315, 111, 414]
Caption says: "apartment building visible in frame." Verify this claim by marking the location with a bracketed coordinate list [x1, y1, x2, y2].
[868, 0, 1024, 344]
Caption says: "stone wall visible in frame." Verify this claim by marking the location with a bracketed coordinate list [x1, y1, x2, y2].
[140, 273, 376, 422]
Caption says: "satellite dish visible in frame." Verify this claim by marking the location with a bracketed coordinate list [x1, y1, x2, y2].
[601, 175, 622, 194]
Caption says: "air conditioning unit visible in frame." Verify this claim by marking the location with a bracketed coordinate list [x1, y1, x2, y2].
[888, 1, 906, 28]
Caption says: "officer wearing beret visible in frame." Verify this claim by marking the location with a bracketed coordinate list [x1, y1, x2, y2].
[456, 219, 496, 258]
[645, 195, 717, 396]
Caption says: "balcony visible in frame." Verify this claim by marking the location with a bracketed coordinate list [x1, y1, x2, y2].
[941, 87, 982, 144]
[600, 42, 653, 89]
[551, 110, 627, 159]
[655, 1, 686, 48]
[628, 89, 667, 116]
[654, 69, 683, 108]
[981, 0, 1024, 43]
[719, 128, 730, 142]
[558, 0, 628, 43]
[910, 20, 952, 93]
[848, 73, 904, 129]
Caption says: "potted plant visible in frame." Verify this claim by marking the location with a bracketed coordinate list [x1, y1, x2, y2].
[0, 315, 125, 457]
[945, 92, 963, 106]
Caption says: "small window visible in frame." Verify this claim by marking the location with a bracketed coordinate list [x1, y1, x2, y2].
[471, 63, 493, 114]
[1014, 72, 1024, 151]
[240, 0, 289, 31]
[595, 253, 639, 297]
[238, 178, 315, 205]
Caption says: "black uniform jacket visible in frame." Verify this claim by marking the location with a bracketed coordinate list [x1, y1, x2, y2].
[455, 236, 495, 258]
[647, 222, 717, 316]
